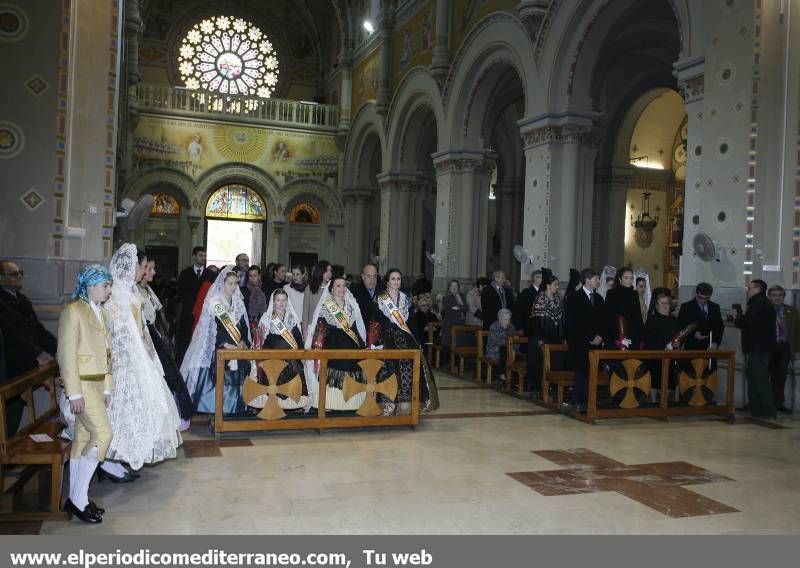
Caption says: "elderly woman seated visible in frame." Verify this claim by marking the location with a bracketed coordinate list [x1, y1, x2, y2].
[486, 308, 517, 382]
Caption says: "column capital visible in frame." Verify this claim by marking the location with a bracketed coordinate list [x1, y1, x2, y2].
[673, 55, 705, 104]
[376, 172, 426, 191]
[342, 187, 373, 202]
[431, 149, 497, 175]
[519, 115, 597, 149]
[595, 163, 636, 185]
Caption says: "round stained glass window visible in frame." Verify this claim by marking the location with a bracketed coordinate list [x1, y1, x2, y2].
[178, 16, 280, 98]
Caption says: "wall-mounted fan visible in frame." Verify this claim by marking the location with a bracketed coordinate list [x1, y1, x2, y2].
[692, 233, 722, 262]
[512, 244, 535, 264]
[116, 195, 154, 230]
[425, 252, 442, 265]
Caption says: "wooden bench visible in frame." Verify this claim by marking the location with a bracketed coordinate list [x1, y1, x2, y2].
[505, 336, 528, 395]
[475, 331, 499, 384]
[540, 344, 611, 408]
[425, 321, 443, 369]
[449, 324, 480, 377]
[0, 362, 69, 520]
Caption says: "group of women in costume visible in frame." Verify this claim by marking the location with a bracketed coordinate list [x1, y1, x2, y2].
[180, 264, 439, 417]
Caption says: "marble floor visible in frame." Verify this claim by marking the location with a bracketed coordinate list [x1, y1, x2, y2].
[7, 370, 800, 534]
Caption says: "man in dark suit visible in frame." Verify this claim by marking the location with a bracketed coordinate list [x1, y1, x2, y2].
[175, 246, 206, 364]
[350, 263, 381, 325]
[480, 270, 515, 331]
[678, 282, 725, 350]
[513, 270, 542, 331]
[735, 279, 777, 419]
[0, 260, 58, 433]
[565, 268, 606, 411]
[767, 285, 799, 414]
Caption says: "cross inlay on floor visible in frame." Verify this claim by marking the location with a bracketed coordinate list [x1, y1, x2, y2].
[508, 448, 738, 518]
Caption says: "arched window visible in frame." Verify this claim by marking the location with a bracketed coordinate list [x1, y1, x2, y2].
[205, 184, 266, 221]
[289, 202, 320, 224]
[178, 16, 280, 98]
[150, 193, 181, 218]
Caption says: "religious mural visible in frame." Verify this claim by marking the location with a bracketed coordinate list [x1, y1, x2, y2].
[350, 47, 380, 118]
[131, 116, 339, 185]
[392, 1, 435, 87]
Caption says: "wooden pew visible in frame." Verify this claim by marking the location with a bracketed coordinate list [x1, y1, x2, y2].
[540, 344, 611, 408]
[0, 362, 69, 520]
[449, 325, 480, 377]
[505, 336, 528, 395]
[425, 321, 443, 369]
[475, 330, 499, 384]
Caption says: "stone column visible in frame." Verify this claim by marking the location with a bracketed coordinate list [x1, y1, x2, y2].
[342, 188, 372, 272]
[431, 150, 496, 289]
[519, 119, 595, 280]
[592, 163, 634, 269]
[377, 173, 417, 273]
[376, 3, 394, 116]
[429, 0, 451, 82]
[493, 182, 522, 277]
[338, 51, 353, 131]
[124, 0, 142, 85]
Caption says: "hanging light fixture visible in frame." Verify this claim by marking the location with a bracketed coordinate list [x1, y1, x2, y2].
[630, 191, 659, 232]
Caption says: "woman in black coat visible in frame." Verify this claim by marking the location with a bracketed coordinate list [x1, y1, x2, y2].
[604, 267, 644, 350]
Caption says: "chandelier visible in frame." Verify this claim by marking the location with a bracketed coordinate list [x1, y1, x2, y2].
[630, 191, 659, 232]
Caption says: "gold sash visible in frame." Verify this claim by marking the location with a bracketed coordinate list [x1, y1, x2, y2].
[212, 298, 241, 344]
[271, 315, 299, 349]
[379, 292, 412, 336]
[323, 298, 361, 346]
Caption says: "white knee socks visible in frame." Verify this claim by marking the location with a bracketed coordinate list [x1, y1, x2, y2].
[69, 446, 99, 510]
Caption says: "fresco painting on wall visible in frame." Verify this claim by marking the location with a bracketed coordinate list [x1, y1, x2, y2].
[392, 1, 435, 86]
[350, 47, 380, 118]
[131, 116, 339, 184]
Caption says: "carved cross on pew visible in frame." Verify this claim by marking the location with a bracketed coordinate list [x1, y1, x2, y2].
[679, 358, 718, 407]
[609, 359, 651, 409]
[508, 448, 738, 518]
[342, 359, 398, 417]
[242, 360, 302, 420]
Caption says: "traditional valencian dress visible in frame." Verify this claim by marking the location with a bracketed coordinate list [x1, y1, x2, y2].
[248, 290, 311, 410]
[181, 266, 252, 415]
[305, 287, 368, 411]
[372, 290, 440, 412]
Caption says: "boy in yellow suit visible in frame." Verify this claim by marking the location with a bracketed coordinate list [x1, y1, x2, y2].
[57, 265, 113, 523]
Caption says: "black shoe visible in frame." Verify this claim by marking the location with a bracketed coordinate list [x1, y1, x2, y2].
[63, 499, 102, 523]
[97, 468, 136, 484]
[777, 406, 792, 414]
[88, 501, 105, 515]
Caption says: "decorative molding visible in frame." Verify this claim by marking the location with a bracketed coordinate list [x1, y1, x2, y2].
[20, 188, 44, 211]
[678, 75, 705, 103]
[745, 1, 762, 281]
[0, 120, 24, 158]
[0, 3, 29, 43]
[51, 0, 71, 258]
[24, 75, 49, 97]
[520, 124, 593, 148]
[432, 155, 495, 175]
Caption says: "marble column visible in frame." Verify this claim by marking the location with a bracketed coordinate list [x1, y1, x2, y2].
[518, 119, 596, 280]
[429, 0, 451, 82]
[377, 173, 418, 273]
[342, 188, 373, 272]
[376, 3, 394, 116]
[431, 150, 496, 289]
[338, 51, 353, 131]
[592, 163, 634, 269]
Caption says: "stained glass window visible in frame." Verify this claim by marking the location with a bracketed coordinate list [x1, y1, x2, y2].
[289, 202, 320, 224]
[178, 16, 280, 98]
[205, 184, 266, 221]
[150, 193, 181, 218]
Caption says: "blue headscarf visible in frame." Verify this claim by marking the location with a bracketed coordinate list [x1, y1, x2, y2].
[72, 264, 113, 302]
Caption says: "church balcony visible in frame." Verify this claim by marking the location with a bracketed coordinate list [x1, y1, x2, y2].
[130, 83, 339, 132]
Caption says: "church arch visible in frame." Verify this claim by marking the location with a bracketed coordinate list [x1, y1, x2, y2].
[281, 178, 345, 225]
[342, 102, 387, 188]
[121, 167, 195, 209]
[195, 162, 281, 215]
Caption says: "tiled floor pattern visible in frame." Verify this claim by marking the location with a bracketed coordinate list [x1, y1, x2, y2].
[1, 370, 797, 534]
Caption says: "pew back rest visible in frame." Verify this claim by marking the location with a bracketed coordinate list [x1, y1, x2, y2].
[0, 362, 61, 458]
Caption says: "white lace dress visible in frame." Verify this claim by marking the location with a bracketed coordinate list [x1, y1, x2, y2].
[104, 244, 182, 470]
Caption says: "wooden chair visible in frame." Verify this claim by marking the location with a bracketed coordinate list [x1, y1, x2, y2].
[0, 362, 70, 520]
[449, 324, 480, 377]
[425, 321, 443, 369]
[476, 330, 499, 384]
[505, 335, 529, 395]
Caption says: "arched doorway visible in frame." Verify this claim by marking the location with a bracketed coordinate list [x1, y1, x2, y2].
[204, 183, 268, 267]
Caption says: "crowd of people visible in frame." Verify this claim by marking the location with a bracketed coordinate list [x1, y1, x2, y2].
[0, 251, 797, 523]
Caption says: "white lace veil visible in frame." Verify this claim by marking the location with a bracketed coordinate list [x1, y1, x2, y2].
[598, 265, 617, 299]
[180, 265, 250, 394]
[256, 288, 301, 341]
[633, 267, 652, 308]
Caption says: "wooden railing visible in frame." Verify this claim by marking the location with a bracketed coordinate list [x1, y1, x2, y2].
[213, 349, 421, 435]
[131, 83, 340, 129]
[583, 349, 736, 423]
